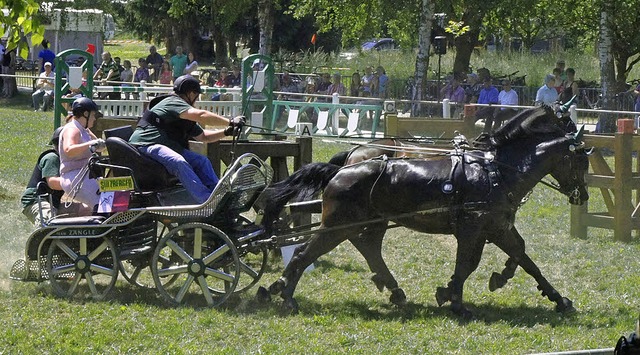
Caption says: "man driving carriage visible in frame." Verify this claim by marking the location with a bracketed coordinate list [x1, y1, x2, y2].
[128, 75, 245, 204]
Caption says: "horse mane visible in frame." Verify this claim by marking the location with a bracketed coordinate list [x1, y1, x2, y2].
[491, 106, 570, 146]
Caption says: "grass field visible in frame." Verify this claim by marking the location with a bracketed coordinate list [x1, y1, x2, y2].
[1, 91, 640, 354]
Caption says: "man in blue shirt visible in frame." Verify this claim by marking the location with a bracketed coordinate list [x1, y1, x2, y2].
[37, 39, 56, 73]
[475, 77, 499, 132]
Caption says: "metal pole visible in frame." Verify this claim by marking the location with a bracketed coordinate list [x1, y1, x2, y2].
[437, 54, 442, 102]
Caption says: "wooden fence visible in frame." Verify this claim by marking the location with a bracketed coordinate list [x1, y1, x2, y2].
[571, 119, 640, 242]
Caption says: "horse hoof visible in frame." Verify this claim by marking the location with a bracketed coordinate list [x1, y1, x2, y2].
[435, 287, 451, 307]
[282, 298, 299, 315]
[390, 288, 407, 306]
[256, 286, 271, 303]
[371, 274, 385, 292]
[489, 272, 507, 292]
[555, 297, 576, 313]
[268, 279, 285, 295]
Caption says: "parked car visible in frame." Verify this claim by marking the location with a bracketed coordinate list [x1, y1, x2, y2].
[361, 38, 398, 51]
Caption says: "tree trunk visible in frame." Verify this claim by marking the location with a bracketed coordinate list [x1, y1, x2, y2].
[452, 12, 482, 75]
[2, 52, 17, 98]
[597, 7, 617, 133]
[257, 0, 274, 56]
[228, 33, 239, 59]
[412, 0, 434, 117]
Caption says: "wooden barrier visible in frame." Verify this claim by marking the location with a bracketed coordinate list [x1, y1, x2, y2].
[385, 110, 481, 138]
[571, 119, 640, 242]
[191, 136, 313, 183]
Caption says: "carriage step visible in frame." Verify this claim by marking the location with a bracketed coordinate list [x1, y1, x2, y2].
[47, 216, 106, 225]
[119, 245, 154, 259]
[10, 259, 41, 282]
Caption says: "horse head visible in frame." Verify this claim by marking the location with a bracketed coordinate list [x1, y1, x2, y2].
[537, 129, 590, 205]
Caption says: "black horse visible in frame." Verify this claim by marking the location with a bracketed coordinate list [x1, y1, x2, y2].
[260, 106, 589, 318]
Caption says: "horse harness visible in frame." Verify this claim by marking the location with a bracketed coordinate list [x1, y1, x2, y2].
[367, 146, 519, 225]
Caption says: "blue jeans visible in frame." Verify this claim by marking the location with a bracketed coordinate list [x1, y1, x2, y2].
[137, 144, 219, 204]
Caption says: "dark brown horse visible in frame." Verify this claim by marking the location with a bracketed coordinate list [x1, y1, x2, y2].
[260, 106, 589, 318]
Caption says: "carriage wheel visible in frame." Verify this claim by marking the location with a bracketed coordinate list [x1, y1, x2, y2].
[46, 237, 118, 301]
[151, 222, 240, 307]
[119, 221, 179, 289]
[222, 215, 269, 294]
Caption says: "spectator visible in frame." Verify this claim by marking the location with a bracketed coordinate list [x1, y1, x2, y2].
[552, 67, 564, 94]
[440, 77, 465, 103]
[184, 51, 198, 75]
[278, 71, 300, 100]
[560, 68, 578, 104]
[59, 98, 106, 214]
[493, 80, 519, 132]
[302, 76, 318, 122]
[212, 67, 233, 101]
[170, 46, 188, 82]
[128, 75, 241, 204]
[120, 59, 134, 100]
[146, 45, 164, 82]
[159, 61, 172, 85]
[535, 74, 559, 106]
[32, 62, 55, 111]
[475, 77, 499, 133]
[93, 52, 121, 99]
[327, 73, 346, 96]
[114, 56, 125, 75]
[37, 39, 56, 73]
[316, 73, 331, 101]
[228, 65, 241, 87]
[132, 58, 150, 100]
[555, 59, 567, 82]
[464, 73, 481, 103]
[20, 127, 65, 226]
[349, 72, 361, 98]
[375, 66, 389, 99]
[360, 66, 374, 97]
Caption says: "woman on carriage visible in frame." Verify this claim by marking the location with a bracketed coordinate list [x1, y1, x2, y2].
[128, 75, 245, 204]
[58, 98, 107, 214]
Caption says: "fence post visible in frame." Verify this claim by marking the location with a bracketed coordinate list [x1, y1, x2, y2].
[139, 80, 146, 101]
[613, 119, 634, 242]
[442, 99, 450, 118]
[332, 93, 340, 135]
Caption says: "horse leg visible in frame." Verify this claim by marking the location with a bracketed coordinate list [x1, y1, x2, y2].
[489, 257, 518, 291]
[490, 227, 575, 313]
[348, 223, 406, 307]
[267, 228, 352, 314]
[436, 230, 487, 318]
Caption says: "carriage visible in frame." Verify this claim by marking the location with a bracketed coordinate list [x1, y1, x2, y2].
[9, 128, 285, 307]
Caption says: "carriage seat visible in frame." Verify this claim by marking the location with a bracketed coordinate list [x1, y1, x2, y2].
[105, 136, 179, 191]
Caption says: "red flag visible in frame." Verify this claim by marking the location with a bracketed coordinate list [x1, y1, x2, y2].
[311, 33, 317, 45]
[86, 43, 96, 55]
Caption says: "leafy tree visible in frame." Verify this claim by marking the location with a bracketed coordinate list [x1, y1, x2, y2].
[0, 0, 44, 59]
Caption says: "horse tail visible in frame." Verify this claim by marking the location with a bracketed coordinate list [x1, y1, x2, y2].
[327, 150, 349, 166]
[261, 163, 341, 233]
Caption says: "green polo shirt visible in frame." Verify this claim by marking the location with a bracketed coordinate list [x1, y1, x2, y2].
[129, 95, 204, 154]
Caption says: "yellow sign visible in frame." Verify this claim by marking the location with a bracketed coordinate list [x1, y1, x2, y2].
[99, 176, 134, 192]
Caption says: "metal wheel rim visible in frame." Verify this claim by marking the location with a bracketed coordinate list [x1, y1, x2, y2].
[151, 222, 240, 307]
[46, 237, 118, 301]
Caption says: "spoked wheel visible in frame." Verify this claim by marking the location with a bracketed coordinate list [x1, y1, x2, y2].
[225, 215, 269, 294]
[119, 221, 178, 289]
[46, 237, 118, 300]
[151, 222, 240, 307]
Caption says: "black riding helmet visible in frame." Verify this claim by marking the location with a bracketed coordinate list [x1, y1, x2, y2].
[49, 126, 64, 146]
[173, 75, 202, 95]
[71, 97, 100, 118]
